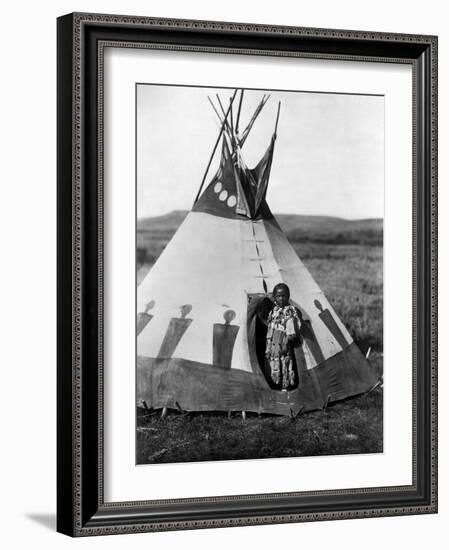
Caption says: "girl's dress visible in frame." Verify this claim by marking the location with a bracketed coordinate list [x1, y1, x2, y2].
[265, 304, 301, 390]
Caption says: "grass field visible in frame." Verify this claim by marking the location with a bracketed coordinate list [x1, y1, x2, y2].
[136, 214, 383, 464]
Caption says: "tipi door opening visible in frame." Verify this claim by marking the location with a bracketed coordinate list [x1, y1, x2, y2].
[247, 293, 299, 391]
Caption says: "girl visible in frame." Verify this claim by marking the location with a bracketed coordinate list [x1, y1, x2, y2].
[265, 283, 301, 391]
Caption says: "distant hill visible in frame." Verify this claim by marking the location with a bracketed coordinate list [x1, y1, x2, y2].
[138, 210, 189, 234]
[138, 210, 383, 250]
[278, 215, 382, 245]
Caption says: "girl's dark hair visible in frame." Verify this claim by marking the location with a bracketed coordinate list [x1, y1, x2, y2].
[272, 282, 290, 297]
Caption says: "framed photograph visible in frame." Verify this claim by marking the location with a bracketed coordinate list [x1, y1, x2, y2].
[57, 12, 437, 536]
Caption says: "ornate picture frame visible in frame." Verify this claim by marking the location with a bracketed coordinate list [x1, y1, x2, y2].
[57, 12, 437, 536]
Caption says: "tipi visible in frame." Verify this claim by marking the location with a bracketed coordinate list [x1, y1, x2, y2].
[137, 89, 378, 417]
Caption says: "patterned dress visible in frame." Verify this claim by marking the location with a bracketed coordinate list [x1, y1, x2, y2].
[265, 304, 301, 390]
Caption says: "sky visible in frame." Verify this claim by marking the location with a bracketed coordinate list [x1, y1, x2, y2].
[137, 84, 384, 220]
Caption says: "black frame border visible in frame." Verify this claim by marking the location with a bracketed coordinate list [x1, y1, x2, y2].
[57, 12, 437, 536]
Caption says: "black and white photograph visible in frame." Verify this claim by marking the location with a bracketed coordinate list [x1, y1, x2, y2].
[136, 84, 384, 464]
[0, 0, 442, 544]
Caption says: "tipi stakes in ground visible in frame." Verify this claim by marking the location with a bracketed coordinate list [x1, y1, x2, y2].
[137, 89, 379, 418]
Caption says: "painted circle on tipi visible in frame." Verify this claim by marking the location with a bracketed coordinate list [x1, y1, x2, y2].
[219, 190, 228, 202]
[214, 181, 222, 193]
[227, 195, 237, 207]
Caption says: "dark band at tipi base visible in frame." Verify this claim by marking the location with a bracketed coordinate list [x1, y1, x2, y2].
[137, 89, 380, 417]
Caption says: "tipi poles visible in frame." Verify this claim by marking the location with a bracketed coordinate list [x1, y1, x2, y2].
[239, 94, 270, 146]
[235, 89, 244, 135]
[207, 96, 232, 140]
[207, 95, 224, 125]
[216, 94, 227, 121]
[228, 97, 234, 136]
[274, 101, 281, 138]
[193, 89, 238, 205]
[216, 94, 237, 147]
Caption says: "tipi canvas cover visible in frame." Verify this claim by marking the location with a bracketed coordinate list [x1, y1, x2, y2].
[137, 91, 378, 417]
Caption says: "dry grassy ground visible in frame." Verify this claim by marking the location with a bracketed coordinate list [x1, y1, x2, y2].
[300, 243, 383, 351]
[136, 236, 383, 464]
